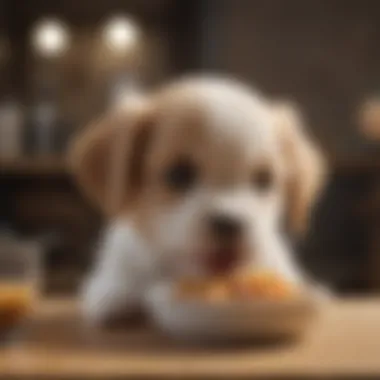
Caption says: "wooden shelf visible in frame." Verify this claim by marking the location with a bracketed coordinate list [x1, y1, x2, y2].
[333, 159, 380, 173]
[1, 155, 380, 177]
[1, 156, 69, 176]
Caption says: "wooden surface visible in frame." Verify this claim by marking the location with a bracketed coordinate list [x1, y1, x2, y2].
[1, 298, 380, 379]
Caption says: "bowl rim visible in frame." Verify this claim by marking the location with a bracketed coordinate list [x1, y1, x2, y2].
[149, 289, 319, 314]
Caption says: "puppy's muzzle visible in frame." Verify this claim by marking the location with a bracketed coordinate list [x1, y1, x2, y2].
[205, 213, 244, 274]
[208, 213, 243, 241]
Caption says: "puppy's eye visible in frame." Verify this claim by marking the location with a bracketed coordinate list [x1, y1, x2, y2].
[164, 160, 197, 192]
[251, 168, 274, 192]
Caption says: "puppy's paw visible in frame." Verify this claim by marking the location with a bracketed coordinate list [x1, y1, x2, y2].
[80, 276, 140, 326]
[308, 283, 334, 302]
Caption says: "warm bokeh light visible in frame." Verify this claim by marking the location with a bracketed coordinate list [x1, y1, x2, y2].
[358, 98, 380, 140]
[31, 19, 70, 58]
[102, 16, 139, 53]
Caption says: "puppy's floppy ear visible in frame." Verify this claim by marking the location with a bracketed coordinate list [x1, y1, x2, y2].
[69, 98, 153, 216]
[274, 102, 326, 235]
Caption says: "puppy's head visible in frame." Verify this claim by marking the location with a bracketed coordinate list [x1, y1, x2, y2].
[70, 78, 325, 276]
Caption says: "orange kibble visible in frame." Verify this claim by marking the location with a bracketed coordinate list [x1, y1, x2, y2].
[208, 282, 231, 302]
[176, 279, 207, 298]
[176, 271, 296, 301]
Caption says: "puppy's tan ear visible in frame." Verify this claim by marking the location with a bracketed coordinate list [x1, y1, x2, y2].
[69, 99, 153, 216]
[274, 102, 326, 235]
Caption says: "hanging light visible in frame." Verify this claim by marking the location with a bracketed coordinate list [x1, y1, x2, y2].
[31, 18, 70, 58]
[102, 15, 139, 53]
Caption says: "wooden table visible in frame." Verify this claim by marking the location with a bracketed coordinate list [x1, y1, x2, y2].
[0, 298, 380, 379]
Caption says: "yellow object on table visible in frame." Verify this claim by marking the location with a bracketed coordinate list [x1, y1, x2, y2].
[0, 282, 35, 330]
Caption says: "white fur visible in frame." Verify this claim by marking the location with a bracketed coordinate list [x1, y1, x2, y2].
[79, 77, 325, 325]
[81, 221, 156, 323]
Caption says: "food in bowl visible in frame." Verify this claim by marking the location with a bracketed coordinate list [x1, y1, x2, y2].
[176, 271, 297, 301]
[147, 272, 314, 343]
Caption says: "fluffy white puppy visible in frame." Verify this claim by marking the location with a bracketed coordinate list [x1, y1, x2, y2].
[70, 76, 326, 325]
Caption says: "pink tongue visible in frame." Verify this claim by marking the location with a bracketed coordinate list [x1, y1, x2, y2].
[205, 249, 239, 274]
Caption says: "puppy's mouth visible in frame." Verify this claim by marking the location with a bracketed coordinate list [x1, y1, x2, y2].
[203, 246, 242, 275]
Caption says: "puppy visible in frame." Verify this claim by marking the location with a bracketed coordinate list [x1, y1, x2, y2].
[70, 76, 326, 325]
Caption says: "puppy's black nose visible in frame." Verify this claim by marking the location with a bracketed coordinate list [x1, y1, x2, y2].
[209, 214, 242, 240]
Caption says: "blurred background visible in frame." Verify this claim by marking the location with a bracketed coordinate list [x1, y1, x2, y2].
[1, 0, 380, 295]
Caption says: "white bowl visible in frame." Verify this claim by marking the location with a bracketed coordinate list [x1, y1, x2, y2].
[146, 283, 320, 343]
